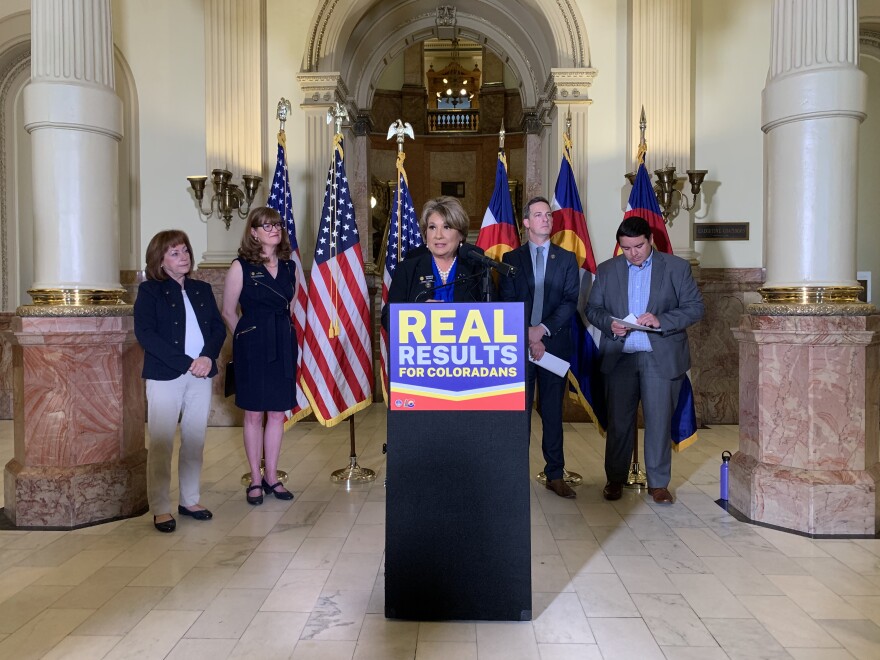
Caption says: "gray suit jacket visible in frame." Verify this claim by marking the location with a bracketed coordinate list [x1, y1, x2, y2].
[586, 250, 704, 379]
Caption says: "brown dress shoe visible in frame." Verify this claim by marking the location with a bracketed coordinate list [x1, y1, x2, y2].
[546, 478, 576, 499]
[648, 487, 674, 504]
[603, 481, 624, 501]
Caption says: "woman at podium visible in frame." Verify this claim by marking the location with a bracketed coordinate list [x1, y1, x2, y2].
[384, 196, 492, 323]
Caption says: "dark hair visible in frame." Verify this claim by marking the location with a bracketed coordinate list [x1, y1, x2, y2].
[419, 196, 470, 242]
[238, 206, 292, 264]
[617, 216, 652, 242]
[144, 230, 194, 281]
[523, 196, 551, 219]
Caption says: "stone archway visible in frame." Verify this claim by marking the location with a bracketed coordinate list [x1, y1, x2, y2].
[297, 1, 597, 255]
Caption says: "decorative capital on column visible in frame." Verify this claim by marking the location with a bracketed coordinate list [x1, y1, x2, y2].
[544, 68, 597, 102]
[297, 71, 350, 108]
[536, 68, 596, 125]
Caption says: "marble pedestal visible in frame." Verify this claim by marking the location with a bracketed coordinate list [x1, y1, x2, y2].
[730, 308, 880, 536]
[3, 309, 147, 528]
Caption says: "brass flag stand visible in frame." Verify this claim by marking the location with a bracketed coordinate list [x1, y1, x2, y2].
[625, 426, 647, 489]
[330, 415, 376, 484]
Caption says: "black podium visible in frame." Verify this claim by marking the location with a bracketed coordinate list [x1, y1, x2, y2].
[384, 303, 531, 621]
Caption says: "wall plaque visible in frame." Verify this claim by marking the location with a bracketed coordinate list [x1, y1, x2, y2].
[694, 222, 749, 241]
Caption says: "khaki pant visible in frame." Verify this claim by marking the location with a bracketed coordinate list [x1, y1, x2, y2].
[146, 373, 212, 514]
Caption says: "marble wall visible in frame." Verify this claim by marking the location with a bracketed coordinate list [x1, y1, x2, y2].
[690, 267, 765, 426]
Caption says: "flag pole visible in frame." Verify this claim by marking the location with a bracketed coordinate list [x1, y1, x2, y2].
[327, 101, 375, 484]
[624, 107, 649, 490]
[239, 99, 294, 488]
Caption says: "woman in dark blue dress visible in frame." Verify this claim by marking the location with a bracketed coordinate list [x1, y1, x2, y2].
[222, 207, 297, 505]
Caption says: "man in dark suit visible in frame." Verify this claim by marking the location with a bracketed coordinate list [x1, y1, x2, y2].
[500, 196, 580, 498]
[586, 216, 704, 504]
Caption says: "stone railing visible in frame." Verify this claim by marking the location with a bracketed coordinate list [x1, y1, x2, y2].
[427, 109, 479, 133]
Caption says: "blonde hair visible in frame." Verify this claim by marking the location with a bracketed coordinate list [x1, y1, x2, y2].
[419, 196, 470, 243]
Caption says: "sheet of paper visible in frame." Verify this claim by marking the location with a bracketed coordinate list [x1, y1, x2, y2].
[611, 313, 661, 333]
[528, 350, 570, 377]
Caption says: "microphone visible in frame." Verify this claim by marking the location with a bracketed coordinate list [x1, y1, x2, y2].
[413, 270, 483, 302]
[458, 242, 517, 278]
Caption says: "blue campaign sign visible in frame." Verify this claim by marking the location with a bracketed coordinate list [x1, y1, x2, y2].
[389, 302, 526, 411]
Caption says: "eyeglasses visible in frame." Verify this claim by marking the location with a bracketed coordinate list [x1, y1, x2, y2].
[259, 222, 282, 232]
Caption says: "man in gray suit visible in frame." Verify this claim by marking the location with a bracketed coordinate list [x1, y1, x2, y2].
[586, 217, 704, 504]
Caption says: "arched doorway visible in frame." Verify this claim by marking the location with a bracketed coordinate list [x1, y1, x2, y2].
[297, 0, 597, 269]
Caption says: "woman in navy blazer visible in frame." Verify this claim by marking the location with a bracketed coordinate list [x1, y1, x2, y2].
[134, 230, 226, 532]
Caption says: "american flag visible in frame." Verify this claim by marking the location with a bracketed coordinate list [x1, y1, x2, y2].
[476, 150, 520, 262]
[619, 149, 698, 451]
[300, 135, 373, 427]
[550, 134, 606, 434]
[380, 156, 422, 398]
[267, 133, 311, 426]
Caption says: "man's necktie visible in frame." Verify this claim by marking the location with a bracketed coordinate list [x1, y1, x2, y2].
[531, 246, 545, 326]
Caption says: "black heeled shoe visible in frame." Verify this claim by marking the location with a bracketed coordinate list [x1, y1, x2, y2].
[153, 515, 176, 533]
[246, 483, 264, 505]
[262, 478, 294, 501]
[177, 505, 213, 520]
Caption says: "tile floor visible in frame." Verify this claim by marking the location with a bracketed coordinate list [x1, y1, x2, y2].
[0, 405, 878, 659]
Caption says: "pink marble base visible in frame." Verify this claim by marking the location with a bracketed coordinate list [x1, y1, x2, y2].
[730, 453, 877, 535]
[731, 312, 880, 535]
[4, 451, 147, 527]
[3, 312, 147, 528]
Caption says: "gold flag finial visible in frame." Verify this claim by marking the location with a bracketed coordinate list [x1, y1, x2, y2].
[499, 119, 506, 150]
[637, 106, 648, 165]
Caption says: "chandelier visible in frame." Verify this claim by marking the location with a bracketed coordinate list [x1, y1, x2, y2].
[433, 40, 477, 109]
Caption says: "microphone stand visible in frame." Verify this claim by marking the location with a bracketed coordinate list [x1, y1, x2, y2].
[479, 265, 493, 302]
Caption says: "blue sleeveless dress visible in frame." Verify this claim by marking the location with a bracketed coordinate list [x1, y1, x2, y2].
[232, 257, 298, 411]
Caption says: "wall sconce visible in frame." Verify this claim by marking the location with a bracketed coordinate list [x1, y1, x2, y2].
[625, 165, 708, 222]
[186, 169, 263, 230]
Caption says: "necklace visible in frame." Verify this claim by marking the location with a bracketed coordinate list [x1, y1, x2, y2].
[436, 256, 456, 284]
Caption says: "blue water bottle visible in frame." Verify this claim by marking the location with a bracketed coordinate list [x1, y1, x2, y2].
[720, 451, 732, 501]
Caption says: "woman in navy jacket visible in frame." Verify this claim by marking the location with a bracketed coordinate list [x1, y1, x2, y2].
[134, 230, 226, 532]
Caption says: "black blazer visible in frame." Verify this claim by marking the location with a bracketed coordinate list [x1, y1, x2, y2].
[499, 242, 580, 359]
[134, 277, 227, 381]
[381, 245, 494, 331]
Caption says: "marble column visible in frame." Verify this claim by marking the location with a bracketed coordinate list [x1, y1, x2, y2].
[6, 0, 147, 528]
[295, 72, 351, 267]
[629, 0, 696, 261]
[730, 0, 879, 536]
[200, 0, 266, 266]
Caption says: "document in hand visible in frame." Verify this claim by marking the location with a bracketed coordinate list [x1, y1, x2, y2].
[611, 313, 662, 332]
[528, 351, 570, 377]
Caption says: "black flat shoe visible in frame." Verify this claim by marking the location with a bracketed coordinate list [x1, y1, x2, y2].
[177, 505, 213, 520]
[246, 483, 263, 505]
[153, 515, 176, 533]
[262, 478, 294, 501]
